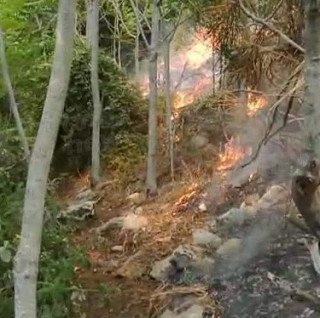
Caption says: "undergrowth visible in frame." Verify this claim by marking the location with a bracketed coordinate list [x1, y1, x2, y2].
[0, 127, 90, 318]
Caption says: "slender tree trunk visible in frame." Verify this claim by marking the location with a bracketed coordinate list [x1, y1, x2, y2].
[13, 1, 76, 317]
[118, 39, 122, 67]
[212, 46, 215, 94]
[135, 8, 140, 77]
[146, 0, 160, 195]
[87, 0, 102, 186]
[303, 0, 320, 154]
[219, 44, 223, 90]
[163, 25, 174, 181]
[0, 26, 30, 159]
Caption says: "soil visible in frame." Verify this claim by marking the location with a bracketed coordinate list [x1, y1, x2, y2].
[61, 173, 320, 318]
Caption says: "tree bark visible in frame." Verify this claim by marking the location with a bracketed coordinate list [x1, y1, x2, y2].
[13, 1, 76, 317]
[135, 0, 140, 77]
[146, 0, 160, 195]
[303, 0, 320, 154]
[0, 26, 30, 159]
[87, 0, 102, 186]
[163, 23, 174, 181]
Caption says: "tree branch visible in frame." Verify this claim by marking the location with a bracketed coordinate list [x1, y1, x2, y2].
[128, 0, 150, 49]
[241, 79, 303, 168]
[238, 0, 305, 53]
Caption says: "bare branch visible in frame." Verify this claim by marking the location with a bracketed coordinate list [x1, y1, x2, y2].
[109, 0, 135, 38]
[0, 26, 30, 159]
[241, 79, 303, 168]
[128, 0, 150, 49]
[238, 0, 305, 53]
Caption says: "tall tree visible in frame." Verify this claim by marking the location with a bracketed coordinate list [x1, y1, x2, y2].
[0, 26, 30, 159]
[87, 0, 102, 186]
[303, 0, 320, 154]
[13, 0, 76, 317]
[162, 23, 174, 181]
[130, 0, 160, 195]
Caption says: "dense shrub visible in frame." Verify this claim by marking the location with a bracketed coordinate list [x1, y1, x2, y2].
[54, 45, 148, 173]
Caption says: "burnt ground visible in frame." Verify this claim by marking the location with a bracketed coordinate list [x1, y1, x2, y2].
[61, 171, 320, 318]
[210, 213, 320, 318]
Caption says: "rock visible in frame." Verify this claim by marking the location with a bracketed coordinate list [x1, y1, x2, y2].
[255, 185, 289, 212]
[75, 188, 95, 202]
[198, 202, 207, 212]
[94, 213, 147, 234]
[134, 206, 143, 215]
[217, 208, 253, 226]
[150, 256, 172, 281]
[192, 229, 222, 250]
[209, 218, 217, 231]
[244, 193, 260, 206]
[160, 304, 206, 318]
[216, 238, 242, 258]
[191, 256, 215, 276]
[150, 245, 212, 282]
[58, 200, 96, 221]
[116, 251, 144, 279]
[111, 245, 124, 253]
[191, 135, 209, 149]
[94, 216, 124, 234]
[127, 192, 145, 205]
[123, 214, 148, 231]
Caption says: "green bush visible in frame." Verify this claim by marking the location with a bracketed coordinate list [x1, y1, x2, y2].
[54, 45, 148, 173]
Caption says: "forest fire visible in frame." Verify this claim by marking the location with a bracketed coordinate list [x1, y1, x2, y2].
[185, 40, 212, 69]
[217, 137, 252, 172]
[247, 93, 267, 117]
[139, 29, 213, 108]
[217, 94, 267, 172]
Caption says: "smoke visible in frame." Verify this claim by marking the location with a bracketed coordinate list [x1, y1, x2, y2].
[136, 27, 217, 101]
[214, 210, 284, 279]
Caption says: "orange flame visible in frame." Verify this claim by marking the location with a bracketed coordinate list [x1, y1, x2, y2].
[247, 94, 266, 117]
[185, 41, 212, 69]
[174, 91, 195, 109]
[217, 137, 252, 172]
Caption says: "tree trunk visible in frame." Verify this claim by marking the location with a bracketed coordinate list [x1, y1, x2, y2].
[0, 26, 30, 159]
[118, 39, 122, 67]
[13, 1, 76, 317]
[135, 5, 140, 77]
[219, 44, 223, 90]
[146, 0, 160, 195]
[163, 25, 174, 181]
[87, 0, 102, 186]
[303, 0, 320, 154]
[212, 45, 215, 95]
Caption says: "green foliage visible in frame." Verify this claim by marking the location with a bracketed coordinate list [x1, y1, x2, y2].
[54, 44, 147, 172]
[0, 127, 89, 318]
